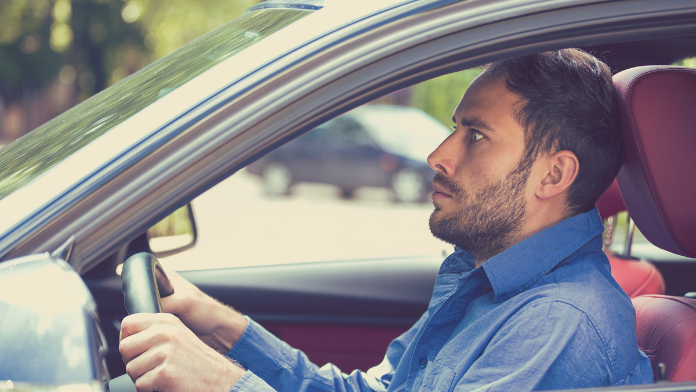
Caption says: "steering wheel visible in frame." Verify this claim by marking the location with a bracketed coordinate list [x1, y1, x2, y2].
[120, 252, 175, 314]
[108, 252, 175, 392]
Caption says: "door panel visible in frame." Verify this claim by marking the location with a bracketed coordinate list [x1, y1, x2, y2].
[86, 256, 440, 378]
[260, 323, 407, 372]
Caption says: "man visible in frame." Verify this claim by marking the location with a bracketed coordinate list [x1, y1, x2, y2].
[119, 49, 654, 391]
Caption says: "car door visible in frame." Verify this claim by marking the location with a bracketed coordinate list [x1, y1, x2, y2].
[86, 252, 441, 376]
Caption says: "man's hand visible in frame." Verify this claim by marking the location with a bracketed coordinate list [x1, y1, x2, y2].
[119, 313, 245, 392]
[160, 271, 248, 353]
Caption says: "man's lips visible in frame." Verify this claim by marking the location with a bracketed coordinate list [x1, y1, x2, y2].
[432, 182, 453, 199]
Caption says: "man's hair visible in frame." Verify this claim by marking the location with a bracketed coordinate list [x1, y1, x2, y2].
[487, 49, 622, 217]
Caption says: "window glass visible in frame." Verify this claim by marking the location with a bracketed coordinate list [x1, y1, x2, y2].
[327, 118, 372, 148]
[296, 126, 329, 144]
[605, 212, 696, 262]
[158, 69, 487, 271]
[159, 58, 696, 271]
[673, 56, 696, 68]
[0, 8, 310, 201]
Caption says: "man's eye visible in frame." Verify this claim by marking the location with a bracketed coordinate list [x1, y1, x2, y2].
[470, 130, 484, 143]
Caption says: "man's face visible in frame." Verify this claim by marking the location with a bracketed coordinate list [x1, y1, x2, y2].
[427, 72, 533, 262]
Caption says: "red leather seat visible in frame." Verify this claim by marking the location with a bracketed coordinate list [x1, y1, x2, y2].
[596, 179, 665, 297]
[614, 65, 696, 382]
[632, 295, 696, 382]
[607, 256, 665, 298]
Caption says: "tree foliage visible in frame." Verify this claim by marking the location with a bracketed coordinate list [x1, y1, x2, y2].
[411, 68, 484, 127]
[0, 0, 479, 140]
[0, 0, 257, 109]
[0, 1, 64, 101]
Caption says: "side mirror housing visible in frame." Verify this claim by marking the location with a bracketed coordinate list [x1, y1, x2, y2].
[146, 204, 198, 258]
[0, 254, 109, 391]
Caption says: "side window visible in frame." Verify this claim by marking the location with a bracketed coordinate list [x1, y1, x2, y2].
[327, 117, 373, 148]
[158, 59, 696, 272]
[295, 124, 330, 145]
[673, 56, 696, 68]
[604, 211, 696, 262]
[158, 69, 482, 271]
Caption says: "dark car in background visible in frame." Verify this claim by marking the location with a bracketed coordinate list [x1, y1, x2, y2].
[248, 105, 451, 202]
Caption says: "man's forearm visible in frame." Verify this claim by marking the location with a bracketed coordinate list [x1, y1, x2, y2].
[205, 300, 249, 353]
[159, 271, 249, 354]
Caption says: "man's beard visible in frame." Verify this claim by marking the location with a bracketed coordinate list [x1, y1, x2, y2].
[429, 156, 533, 261]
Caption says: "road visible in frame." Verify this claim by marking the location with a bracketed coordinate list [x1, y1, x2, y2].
[160, 169, 453, 271]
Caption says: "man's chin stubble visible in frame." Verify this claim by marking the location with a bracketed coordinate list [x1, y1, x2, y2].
[428, 153, 531, 260]
[429, 209, 516, 261]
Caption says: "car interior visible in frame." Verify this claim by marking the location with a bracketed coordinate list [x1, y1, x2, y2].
[612, 65, 696, 383]
[76, 32, 696, 389]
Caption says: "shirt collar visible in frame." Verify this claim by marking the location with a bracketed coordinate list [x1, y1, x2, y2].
[447, 208, 604, 302]
[439, 247, 477, 275]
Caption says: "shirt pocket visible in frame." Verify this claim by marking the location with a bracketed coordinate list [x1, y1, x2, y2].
[419, 361, 455, 392]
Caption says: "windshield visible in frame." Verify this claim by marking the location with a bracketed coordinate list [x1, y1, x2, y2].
[0, 7, 312, 201]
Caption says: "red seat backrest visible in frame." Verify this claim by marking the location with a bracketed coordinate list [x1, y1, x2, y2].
[632, 295, 696, 382]
[606, 253, 664, 298]
[614, 65, 696, 382]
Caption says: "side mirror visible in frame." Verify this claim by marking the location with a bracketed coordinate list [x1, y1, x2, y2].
[146, 204, 197, 258]
[0, 254, 109, 391]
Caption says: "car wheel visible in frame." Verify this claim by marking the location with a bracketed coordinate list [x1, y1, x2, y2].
[262, 163, 292, 196]
[391, 168, 425, 203]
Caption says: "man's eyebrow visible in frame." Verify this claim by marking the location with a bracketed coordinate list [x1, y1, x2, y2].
[451, 116, 499, 133]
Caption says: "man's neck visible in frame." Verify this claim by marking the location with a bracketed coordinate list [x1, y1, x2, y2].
[474, 209, 571, 269]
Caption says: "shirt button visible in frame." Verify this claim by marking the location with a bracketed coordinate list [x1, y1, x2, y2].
[419, 357, 427, 369]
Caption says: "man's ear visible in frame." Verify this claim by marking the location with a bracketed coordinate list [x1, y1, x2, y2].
[535, 150, 579, 200]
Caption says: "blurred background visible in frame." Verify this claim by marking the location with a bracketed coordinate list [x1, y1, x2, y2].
[0, 0, 479, 270]
[0, 0, 480, 145]
[0, 0, 254, 143]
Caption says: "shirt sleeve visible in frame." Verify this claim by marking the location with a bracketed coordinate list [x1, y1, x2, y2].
[227, 314, 427, 392]
[452, 301, 615, 392]
[230, 370, 279, 392]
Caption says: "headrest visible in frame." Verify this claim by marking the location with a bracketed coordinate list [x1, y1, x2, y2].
[596, 179, 625, 220]
[614, 66, 696, 258]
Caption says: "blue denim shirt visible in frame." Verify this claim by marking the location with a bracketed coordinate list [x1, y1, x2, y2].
[228, 208, 653, 391]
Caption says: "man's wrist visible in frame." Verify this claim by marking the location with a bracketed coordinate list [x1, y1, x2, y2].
[209, 303, 248, 353]
[225, 359, 247, 391]
[220, 352, 247, 391]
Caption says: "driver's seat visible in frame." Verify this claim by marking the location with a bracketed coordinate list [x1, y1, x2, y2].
[614, 65, 696, 382]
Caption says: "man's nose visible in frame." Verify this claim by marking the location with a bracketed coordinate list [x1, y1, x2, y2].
[427, 136, 456, 176]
